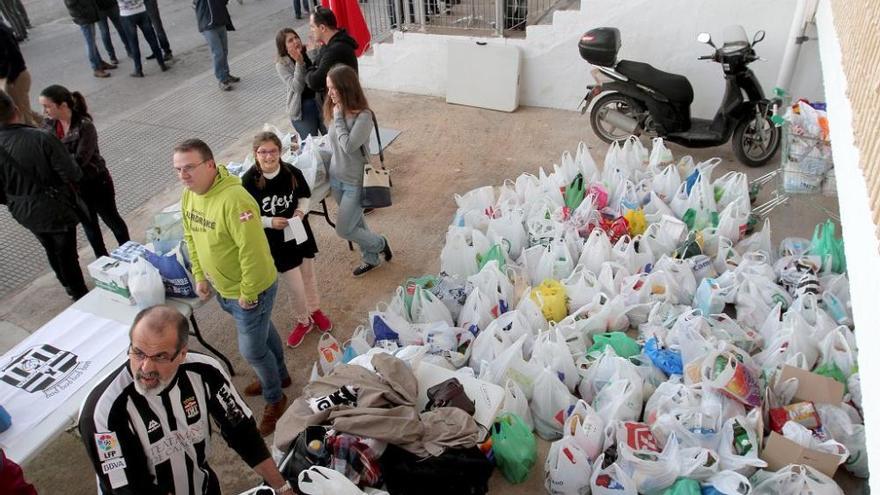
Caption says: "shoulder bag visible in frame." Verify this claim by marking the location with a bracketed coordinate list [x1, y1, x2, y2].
[359, 111, 392, 209]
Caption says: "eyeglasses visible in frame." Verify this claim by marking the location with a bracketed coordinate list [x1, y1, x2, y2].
[256, 149, 280, 156]
[128, 345, 182, 364]
[174, 160, 208, 176]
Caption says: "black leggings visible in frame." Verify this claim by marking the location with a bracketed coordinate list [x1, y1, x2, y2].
[34, 228, 88, 298]
[79, 174, 130, 258]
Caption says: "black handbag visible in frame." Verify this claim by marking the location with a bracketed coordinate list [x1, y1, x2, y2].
[359, 111, 392, 209]
[424, 377, 476, 416]
[278, 425, 331, 485]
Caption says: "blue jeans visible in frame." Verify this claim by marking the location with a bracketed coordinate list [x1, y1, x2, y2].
[202, 27, 230, 82]
[79, 23, 102, 70]
[216, 281, 289, 403]
[330, 177, 386, 266]
[98, 9, 131, 60]
[292, 97, 327, 139]
[121, 12, 163, 73]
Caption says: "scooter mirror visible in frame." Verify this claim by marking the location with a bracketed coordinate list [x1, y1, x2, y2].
[697, 32, 715, 47]
[752, 30, 766, 45]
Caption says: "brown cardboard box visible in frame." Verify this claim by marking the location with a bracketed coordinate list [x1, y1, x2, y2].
[778, 365, 845, 404]
[761, 431, 842, 477]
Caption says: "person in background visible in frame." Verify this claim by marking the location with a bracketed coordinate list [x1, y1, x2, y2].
[275, 27, 325, 140]
[78, 305, 295, 494]
[305, 7, 358, 101]
[40, 84, 130, 258]
[292, 0, 309, 19]
[324, 65, 391, 277]
[242, 131, 332, 348]
[193, 0, 240, 91]
[175, 138, 291, 435]
[0, 0, 28, 41]
[116, 0, 168, 77]
[0, 23, 39, 126]
[0, 90, 89, 300]
[96, 0, 132, 65]
[64, 0, 118, 78]
[143, 0, 172, 61]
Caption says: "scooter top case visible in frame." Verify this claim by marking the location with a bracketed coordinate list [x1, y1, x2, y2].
[579, 27, 620, 67]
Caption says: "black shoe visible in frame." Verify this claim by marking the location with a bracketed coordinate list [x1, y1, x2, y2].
[219, 80, 233, 91]
[381, 237, 393, 262]
[353, 263, 378, 277]
[227, 75, 241, 83]
[159, 63, 169, 72]
[163, 52, 173, 61]
[100, 60, 117, 70]
[130, 70, 144, 77]
[295, 14, 302, 19]
[146, 53, 157, 60]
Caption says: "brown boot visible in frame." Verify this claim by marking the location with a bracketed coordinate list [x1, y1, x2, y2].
[243, 376, 292, 397]
[259, 394, 288, 436]
[93, 69, 111, 78]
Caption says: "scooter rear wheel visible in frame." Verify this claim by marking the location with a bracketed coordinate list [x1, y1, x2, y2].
[589, 93, 642, 144]
[732, 113, 781, 167]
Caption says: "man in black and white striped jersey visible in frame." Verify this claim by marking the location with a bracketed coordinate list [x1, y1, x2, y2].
[78, 305, 294, 494]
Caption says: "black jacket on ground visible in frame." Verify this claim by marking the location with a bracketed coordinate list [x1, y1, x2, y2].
[0, 24, 25, 83]
[0, 124, 83, 233]
[305, 30, 358, 94]
[64, 0, 100, 25]
[193, 0, 235, 33]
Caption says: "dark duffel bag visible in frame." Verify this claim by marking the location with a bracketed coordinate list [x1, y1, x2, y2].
[379, 444, 494, 495]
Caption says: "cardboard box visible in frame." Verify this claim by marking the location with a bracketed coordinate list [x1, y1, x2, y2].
[761, 431, 842, 477]
[778, 365, 845, 404]
[87, 256, 134, 305]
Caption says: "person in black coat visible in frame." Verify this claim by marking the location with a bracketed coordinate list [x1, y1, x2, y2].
[64, 0, 118, 77]
[0, 90, 89, 300]
[0, 23, 39, 126]
[40, 84, 130, 258]
[305, 6, 358, 102]
[241, 131, 333, 349]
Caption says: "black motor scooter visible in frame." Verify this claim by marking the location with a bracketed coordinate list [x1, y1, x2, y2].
[578, 26, 781, 167]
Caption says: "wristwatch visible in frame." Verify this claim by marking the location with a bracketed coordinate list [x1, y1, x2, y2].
[276, 481, 294, 494]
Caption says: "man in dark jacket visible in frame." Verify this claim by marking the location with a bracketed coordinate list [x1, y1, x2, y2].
[305, 6, 358, 100]
[0, 24, 38, 126]
[193, 0, 240, 91]
[64, 0, 117, 77]
[0, 90, 89, 300]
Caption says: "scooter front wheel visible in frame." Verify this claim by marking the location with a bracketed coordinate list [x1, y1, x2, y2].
[589, 93, 642, 144]
[732, 113, 781, 167]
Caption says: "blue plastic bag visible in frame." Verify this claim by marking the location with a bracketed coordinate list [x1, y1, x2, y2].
[371, 314, 400, 343]
[645, 337, 683, 376]
[143, 249, 196, 298]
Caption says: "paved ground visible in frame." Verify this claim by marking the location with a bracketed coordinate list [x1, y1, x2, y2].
[0, 0, 307, 299]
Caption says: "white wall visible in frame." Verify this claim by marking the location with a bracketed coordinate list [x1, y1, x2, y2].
[360, 0, 826, 117]
[815, 1, 880, 489]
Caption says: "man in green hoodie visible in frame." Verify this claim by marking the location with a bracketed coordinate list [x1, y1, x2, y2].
[174, 138, 291, 436]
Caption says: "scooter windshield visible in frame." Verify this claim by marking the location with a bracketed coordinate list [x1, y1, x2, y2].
[721, 25, 749, 53]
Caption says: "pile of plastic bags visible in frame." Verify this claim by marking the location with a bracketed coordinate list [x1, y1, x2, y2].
[310, 137, 864, 495]
[782, 100, 835, 195]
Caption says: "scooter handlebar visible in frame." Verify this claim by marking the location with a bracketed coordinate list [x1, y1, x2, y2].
[698, 55, 715, 60]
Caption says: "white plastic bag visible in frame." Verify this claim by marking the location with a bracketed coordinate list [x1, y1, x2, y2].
[479, 332, 540, 397]
[577, 229, 612, 274]
[545, 437, 592, 495]
[591, 453, 637, 495]
[410, 287, 455, 326]
[593, 377, 643, 424]
[534, 239, 575, 285]
[499, 379, 534, 430]
[128, 256, 166, 309]
[717, 411, 767, 477]
[530, 327, 580, 392]
[530, 366, 577, 440]
[562, 265, 601, 314]
[440, 226, 488, 279]
[563, 400, 606, 462]
[317, 332, 343, 374]
[486, 209, 527, 260]
[750, 464, 843, 495]
[457, 288, 496, 334]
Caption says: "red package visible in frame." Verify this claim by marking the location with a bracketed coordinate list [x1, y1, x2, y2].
[769, 401, 821, 434]
[622, 422, 661, 452]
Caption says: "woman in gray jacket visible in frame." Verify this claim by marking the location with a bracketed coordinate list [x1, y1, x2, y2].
[275, 28, 325, 140]
[324, 65, 391, 277]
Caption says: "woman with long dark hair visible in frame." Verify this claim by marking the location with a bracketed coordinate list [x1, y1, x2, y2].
[275, 28, 325, 140]
[39, 84, 129, 258]
[241, 131, 332, 348]
[324, 65, 391, 277]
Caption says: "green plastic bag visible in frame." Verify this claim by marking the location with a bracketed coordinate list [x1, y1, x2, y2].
[588, 332, 641, 358]
[401, 275, 439, 317]
[814, 362, 848, 390]
[810, 220, 847, 273]
[662, 478, 701, 495]
[564, 173, 586, 210]
[477, 243, 507, 271]
[491, 413, 537, 484]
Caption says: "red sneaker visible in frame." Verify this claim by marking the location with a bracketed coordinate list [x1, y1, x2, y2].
[287, 321, 312, 348]
[311, 310, 333, 332]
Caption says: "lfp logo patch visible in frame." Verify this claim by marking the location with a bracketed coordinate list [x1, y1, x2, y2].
[95, 432, 122, 461]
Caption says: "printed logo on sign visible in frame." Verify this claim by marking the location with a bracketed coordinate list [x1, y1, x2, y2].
[183, 396, 199, 419]
[147, 420, 161, 433]
[0, 344, 90, 397]
[101, 458, 127, 473]
[95, 432, 122, 461]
